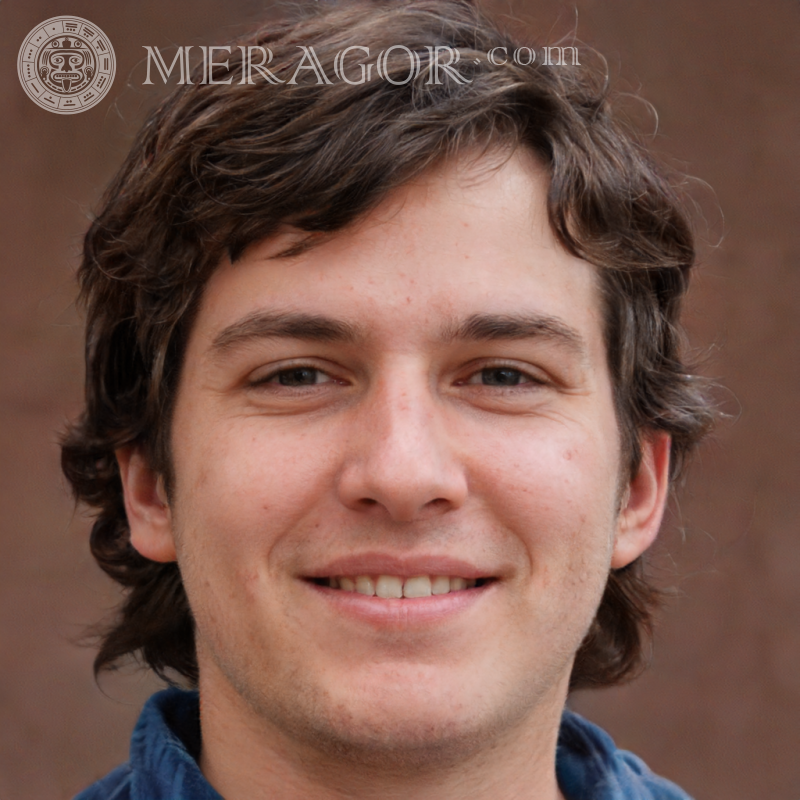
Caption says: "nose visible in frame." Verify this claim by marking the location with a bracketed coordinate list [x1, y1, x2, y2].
[336, 367, 468, 522]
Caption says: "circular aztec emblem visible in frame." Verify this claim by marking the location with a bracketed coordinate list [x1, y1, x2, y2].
[18, 16, 116, 114]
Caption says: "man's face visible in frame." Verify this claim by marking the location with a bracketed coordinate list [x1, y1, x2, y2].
[128, 151, 663, 763]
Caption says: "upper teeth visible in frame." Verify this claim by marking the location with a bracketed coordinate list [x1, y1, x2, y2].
[329, 575, 477, 598]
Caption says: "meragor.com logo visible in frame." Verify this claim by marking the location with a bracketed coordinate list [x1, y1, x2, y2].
[17, 16, 116, 114]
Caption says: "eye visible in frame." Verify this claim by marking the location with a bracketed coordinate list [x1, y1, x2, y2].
[264, 366, 334, 387]
[463, 366, 543, 387]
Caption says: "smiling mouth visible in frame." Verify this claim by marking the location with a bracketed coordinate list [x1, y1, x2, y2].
[308, 575, 494, 598]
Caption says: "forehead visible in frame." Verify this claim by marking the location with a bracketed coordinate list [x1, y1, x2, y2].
[192, 150, 605, 357]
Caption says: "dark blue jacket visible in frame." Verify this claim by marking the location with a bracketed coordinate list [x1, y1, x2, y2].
[75, 688, 693, 799]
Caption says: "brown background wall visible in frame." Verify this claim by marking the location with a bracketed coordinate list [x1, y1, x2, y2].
[1, 1, 797, 798]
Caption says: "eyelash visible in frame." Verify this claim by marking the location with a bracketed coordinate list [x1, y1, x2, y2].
[252, 363, 547, 389]
[255, 366, 338, 387]
[458, 365, 546, 388]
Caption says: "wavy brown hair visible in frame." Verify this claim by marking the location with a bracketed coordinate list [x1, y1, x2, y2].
[61, 0, 714, 691]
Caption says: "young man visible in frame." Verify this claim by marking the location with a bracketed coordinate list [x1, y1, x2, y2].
[64, 1, 713, 797]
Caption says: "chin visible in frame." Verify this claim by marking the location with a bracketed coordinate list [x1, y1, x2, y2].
[298, 704, 505, 771]
[270, 670, 537, 771]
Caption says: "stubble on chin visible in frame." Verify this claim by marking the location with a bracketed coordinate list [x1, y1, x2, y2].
[201, 644, 567, 779]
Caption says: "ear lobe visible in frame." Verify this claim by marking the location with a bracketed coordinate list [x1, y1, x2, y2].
[611, 432, 671, 569]
[116, 446, 177, 563]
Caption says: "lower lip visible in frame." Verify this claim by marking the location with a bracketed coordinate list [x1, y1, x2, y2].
[305, 581, 496, 627]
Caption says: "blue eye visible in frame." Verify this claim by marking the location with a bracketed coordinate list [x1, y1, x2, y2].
[479, 367, 528, 386]
[466, 367, 541, 387]
[270, 367, 331, 386]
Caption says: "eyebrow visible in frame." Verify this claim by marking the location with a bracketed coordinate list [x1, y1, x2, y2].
[210, 310, 587, 359]
[211, 311, 362, 354]
[443, 313, 588, 358]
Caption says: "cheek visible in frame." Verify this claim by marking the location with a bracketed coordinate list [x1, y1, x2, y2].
[172, 416, 340, 561]
[465, 423, 620, 674]
[170, 419, 341, 650]
[471, 419, 620, 570]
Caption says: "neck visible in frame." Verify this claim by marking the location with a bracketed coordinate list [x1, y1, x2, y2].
[197, 668, 568, 800]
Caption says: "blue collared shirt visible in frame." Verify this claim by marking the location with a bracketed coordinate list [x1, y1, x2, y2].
[74, 688, 693, 799]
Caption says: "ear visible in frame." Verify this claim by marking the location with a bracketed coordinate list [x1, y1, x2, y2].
[116, 446, 177, 563]
[611, 432, 671, 569]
